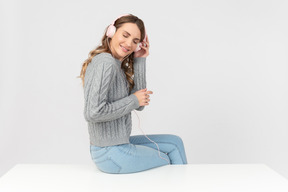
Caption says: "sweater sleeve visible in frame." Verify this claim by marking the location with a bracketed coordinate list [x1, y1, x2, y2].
[129, 57, 147, 111]
[84, 59, 140, 123]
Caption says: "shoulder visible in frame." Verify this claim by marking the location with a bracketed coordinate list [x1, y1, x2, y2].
[92, 52, 115, 65]
[89, 52, 116, 70]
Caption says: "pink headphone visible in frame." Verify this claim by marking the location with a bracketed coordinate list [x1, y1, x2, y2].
[106, 14, 147, 52]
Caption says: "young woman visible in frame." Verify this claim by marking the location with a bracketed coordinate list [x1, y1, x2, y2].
[79, 14, 188, 174]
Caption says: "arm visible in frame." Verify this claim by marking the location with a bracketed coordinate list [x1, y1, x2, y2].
[130, 57, 147, 111]
[83, 59, 140, 123]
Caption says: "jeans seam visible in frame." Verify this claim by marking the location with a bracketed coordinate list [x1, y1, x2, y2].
[168, 148, 176, 155]
[109, 158, 122, 173]
[91, 147, 111, 160]
[132, 141, 185, 163]
[116, 145, 133, 155]
[95, 157, 122, 173]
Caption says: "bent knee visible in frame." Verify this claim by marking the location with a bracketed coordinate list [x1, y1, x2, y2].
[165, 134, 185, 146]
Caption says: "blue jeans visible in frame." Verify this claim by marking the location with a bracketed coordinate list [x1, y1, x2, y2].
[90, 134, 188, 174]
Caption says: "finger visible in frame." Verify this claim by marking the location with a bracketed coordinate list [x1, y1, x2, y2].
[142, 43, 149, 49]
[142, 40, 148, 45]
[143, 41, 149, 47]
[144, 34, 147, 42]
[145, 36, 149, 43]
[145, 40, 149, 47]
[140, 45, 147, 50]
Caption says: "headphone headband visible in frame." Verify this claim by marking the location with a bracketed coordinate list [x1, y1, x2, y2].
[111, 13, 131, 26]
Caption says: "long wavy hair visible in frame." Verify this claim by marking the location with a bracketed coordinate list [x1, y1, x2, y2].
[77, 14, 146, 93]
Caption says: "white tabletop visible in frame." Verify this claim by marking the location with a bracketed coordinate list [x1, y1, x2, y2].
[0, 163, 288, 192]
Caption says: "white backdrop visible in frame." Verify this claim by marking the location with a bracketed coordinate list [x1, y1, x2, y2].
[1, 0, 287, 179]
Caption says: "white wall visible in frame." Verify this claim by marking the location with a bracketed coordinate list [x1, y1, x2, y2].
[1, 0, 287, 179]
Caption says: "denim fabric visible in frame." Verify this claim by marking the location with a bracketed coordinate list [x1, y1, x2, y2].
[90, 134, 188, 174]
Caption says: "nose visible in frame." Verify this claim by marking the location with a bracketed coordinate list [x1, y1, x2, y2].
[126, 43, 132, 49]
[124, 39, 133, 49]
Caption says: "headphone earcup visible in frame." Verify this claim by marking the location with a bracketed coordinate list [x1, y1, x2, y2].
[134, 43, 141, 52]
[134, 31, 147, 52]
[106, 24, 116, 38]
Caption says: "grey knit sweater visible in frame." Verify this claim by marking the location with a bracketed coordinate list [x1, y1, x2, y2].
[83, 52, 146, 147]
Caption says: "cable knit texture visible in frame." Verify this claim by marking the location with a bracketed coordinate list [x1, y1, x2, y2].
[83, 52, 146, 147]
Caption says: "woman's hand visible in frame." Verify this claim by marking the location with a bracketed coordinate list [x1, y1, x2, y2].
[133, 88, 153, 106]
[134, 35, 150, 58]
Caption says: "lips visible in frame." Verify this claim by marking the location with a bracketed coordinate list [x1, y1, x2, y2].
[120, 45, 129, 52]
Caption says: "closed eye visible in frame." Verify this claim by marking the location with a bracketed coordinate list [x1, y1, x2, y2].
[123, 34, 138, 44]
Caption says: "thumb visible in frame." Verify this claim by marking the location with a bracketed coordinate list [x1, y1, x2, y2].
[142, 88, 147, 91]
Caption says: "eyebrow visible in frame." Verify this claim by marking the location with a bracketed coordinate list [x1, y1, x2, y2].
[123, 30, 140, 41]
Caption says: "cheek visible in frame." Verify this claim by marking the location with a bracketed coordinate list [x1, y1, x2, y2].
[113, 36, 121, 45]
[118, 36, 126, 43]
[133, 43, 139, 49]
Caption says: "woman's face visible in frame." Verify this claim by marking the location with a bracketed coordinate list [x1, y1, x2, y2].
[110, 22, 141, 61]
